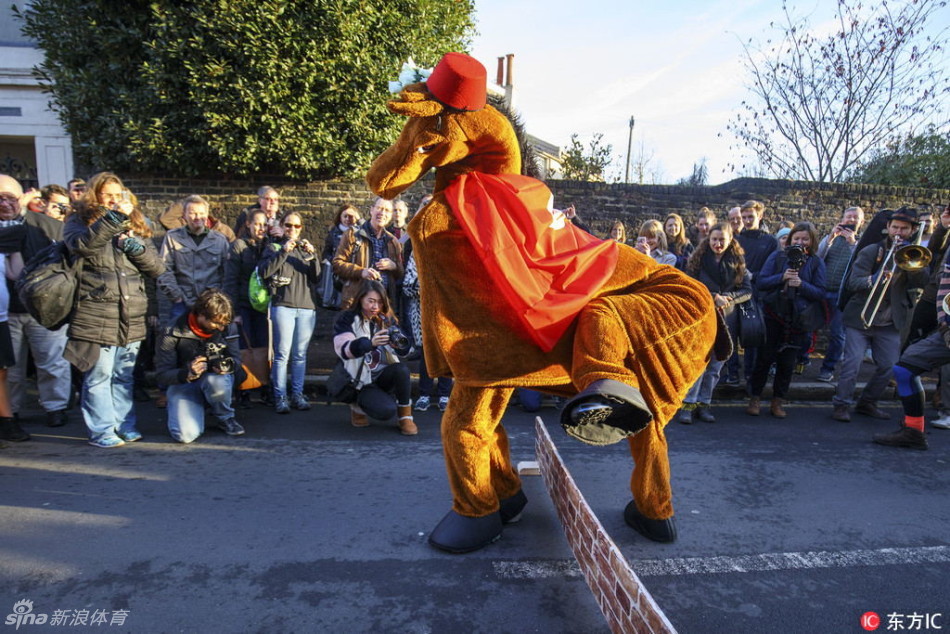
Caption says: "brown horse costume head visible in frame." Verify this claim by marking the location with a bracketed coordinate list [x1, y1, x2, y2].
[367, 53, 716, 552]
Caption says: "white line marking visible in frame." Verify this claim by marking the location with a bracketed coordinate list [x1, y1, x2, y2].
[493, 545, 950, 579]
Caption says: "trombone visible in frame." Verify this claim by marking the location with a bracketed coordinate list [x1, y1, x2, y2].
[860, 234, 932, 328]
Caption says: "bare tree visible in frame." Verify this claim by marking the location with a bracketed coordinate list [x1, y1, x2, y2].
[726, 0, 950, 183]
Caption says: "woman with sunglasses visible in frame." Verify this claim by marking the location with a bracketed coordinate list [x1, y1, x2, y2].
[257, 211, 321, 414]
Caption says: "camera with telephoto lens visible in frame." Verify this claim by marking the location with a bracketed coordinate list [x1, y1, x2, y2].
[785, 244, 806, 270]
[203, 341, 234, 375]
[385, 321, 409, 350]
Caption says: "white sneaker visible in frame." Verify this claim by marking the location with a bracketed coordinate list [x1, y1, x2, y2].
[930, 415, 950, 430]
[414, 396, 431, 411]
[438, 396, 449, 412]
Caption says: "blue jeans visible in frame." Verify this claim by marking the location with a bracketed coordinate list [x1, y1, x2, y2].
[684, 357, 726, 405]
[82, 342, 141, 443]
[168, 301, 189, 325]
[270, 305, 315, 399]
[418, 349, 453, 398]
[166, 372, 235, 443]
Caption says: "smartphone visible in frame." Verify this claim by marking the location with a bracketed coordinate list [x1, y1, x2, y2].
[839, 224, 856, 232]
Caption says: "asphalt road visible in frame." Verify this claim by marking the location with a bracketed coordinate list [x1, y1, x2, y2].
[1, 395, 947, 633]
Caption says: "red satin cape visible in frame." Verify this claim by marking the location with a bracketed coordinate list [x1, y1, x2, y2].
[444, 172, 618, 351]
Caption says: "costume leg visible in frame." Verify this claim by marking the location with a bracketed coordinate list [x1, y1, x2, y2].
[572, 269, 715, 520]
[441, 384, 517, 517]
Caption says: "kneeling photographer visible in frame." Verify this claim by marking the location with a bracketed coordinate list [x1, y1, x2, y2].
[749, 222, 827, 418]
[332, 280, 415, 435]
[153, 289, 245, 443]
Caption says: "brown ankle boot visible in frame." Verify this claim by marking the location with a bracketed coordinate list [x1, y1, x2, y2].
[746, 397, 760, 416]
[770, 398, 787, 418]
[350, 404, 369, 427]
[397, 404, 417, 436]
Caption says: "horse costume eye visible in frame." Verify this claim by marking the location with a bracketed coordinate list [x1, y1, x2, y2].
[417, 144, 438, 154]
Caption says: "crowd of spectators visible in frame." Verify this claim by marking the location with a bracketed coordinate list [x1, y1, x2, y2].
[0, 170, 946, 453]
[608, 199, 949, 451]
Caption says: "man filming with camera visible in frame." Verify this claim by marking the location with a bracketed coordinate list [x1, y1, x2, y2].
[153, 288, 245, 443]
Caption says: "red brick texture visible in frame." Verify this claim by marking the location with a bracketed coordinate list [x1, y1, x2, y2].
[535, 417, 676, 634]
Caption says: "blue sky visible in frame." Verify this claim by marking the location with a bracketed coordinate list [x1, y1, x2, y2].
[468, 0, 808, 184]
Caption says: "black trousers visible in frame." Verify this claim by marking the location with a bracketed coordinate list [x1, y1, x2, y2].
[357, 363, 411, 420]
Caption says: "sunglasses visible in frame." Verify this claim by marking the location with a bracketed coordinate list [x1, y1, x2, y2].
[284, 223, 301, 229]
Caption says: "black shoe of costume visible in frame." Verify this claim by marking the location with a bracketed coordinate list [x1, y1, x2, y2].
[46, 410, 68, 428]
[0, 417, 30, 442]
[560, 379, 653, 446]
[499, 490, 528, 524]
[623, 500, 677, 543]
[428, 510, 503, 554]
[238, 392, 253, 409]
[873, 426, 928, 451]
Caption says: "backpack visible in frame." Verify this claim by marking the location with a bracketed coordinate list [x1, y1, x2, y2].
[15, 241, 81, 330]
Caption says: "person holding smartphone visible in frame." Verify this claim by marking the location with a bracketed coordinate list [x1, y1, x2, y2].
[815, 206, 865, 382]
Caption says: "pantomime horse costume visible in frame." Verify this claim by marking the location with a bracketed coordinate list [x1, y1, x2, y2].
[367, 53, 718, 553]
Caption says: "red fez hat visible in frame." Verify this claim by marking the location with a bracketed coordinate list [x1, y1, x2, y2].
[426, 52, 487, 111]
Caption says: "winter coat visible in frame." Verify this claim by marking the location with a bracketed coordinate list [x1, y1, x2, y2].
[257, 239, 321, 309]
[842, 239, 928, 335]
[757, 249, 827, 330]
[157, 227, 230, 306]
[224, 237, 269, 311]
[63, 209, 164, 346]
[332, 222, 404, 310]
[152, 312, 243, 386]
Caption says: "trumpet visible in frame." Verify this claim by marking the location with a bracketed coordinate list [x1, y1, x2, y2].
[860, 238, 932, 328]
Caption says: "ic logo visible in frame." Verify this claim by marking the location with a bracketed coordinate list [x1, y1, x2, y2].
[861, 612, 881, 631]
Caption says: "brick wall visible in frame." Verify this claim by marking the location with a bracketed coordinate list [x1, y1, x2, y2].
[535, 417, 675, 634]
[548, 177, 950, 238]
[121, 173, 950, 244]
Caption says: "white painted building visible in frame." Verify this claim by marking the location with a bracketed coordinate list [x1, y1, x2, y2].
[0, 2, 74, 189]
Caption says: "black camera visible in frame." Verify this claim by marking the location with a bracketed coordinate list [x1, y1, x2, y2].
[839, 224, 857, 232]
[203, 341, 235, 375]
[386, 322, 409, 350]
[785, 244, 806, 270]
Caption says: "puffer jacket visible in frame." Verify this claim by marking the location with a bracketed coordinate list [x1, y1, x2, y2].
[63, 209, 164, 346]
[158, 227, 230, 306]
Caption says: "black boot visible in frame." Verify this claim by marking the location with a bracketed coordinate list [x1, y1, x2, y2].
[0, 416, 30, 442]
[499, 490, 528, 524]
[429, 510, 503, 554]
[624, 500, 677, 543]
[873, 426, 928, 450]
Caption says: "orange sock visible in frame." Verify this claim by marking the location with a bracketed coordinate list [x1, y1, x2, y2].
[904, 416, 924, 432]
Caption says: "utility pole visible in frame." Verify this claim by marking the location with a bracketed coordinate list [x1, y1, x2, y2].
[624, 116, 635, 184]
